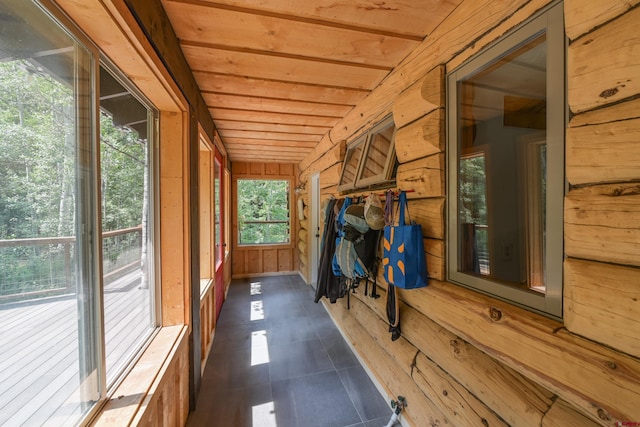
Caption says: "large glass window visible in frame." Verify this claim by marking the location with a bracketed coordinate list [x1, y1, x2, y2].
[447, 2, 564, 319]
[0, 1, 158, 424]
[99, 64, 157, 385]
[237, 180, 290, 245]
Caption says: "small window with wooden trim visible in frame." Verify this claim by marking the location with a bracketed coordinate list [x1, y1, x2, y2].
[338, 115, 398, 192]
[446, 1, 565, 319]
[237, 179, 290, 245]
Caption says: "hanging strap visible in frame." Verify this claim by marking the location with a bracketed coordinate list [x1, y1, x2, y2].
[384, 190, 394, 226]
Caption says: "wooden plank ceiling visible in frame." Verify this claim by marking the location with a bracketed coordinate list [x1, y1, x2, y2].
[161, 0, 461, 163]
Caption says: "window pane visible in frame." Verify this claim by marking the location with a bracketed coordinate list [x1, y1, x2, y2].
[360, 122, 394, 180]
[214, 156, 222, 267]
[456, 33, 547, 292]
[0, 1, 99, 424]
[237, 180, 290, 245]
[338, 138, 364, 190]
[99, 65, 156, 386]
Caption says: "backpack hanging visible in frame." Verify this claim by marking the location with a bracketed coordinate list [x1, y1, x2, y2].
[332, 196, 383, 307]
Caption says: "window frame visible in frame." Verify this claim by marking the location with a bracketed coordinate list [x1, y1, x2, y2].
[236, 178, 292, 247]
[337, 114, 397, 192]
[0, 2, 163, 424]
[446, 1, 565, 320]
[99, 57, 161, 388]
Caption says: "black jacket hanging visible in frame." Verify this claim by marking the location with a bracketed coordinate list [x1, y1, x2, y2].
[314, 198, 342, 303]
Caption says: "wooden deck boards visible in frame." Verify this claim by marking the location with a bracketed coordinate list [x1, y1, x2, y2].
[0, 269, 154, 426]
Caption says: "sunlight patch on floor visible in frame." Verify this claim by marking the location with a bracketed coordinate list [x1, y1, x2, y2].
[252, 401, 277, 427]
[250, 330, 269, 366]
[250, 300, 264, 321]
[250, 281, 262, 296]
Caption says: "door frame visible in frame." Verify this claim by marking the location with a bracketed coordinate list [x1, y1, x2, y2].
[310, 172, 320, 287]
[213, 148, 225, 319]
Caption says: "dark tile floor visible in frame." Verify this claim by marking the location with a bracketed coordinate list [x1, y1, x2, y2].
[187, 275, 392, 427]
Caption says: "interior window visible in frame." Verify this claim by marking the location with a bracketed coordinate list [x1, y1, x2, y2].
[447, 2, 564, 319]
[338, 115, 398, 192]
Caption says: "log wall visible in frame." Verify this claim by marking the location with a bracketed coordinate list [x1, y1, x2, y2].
[298, 0, 640, 425]
[232, 162, 299, 277]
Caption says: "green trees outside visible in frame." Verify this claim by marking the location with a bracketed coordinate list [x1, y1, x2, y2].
[0, 60, 147, 299]
[237, 179, 290, 245]
[0, 61, 75, 240]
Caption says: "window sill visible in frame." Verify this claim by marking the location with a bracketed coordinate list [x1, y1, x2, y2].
[90, 325, 188, 426]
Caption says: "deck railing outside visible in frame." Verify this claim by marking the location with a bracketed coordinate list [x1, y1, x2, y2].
[239, 220, 290, 245]
[0, 226, 142, 304]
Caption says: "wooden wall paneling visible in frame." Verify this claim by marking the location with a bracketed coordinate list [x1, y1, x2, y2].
[345, 293, 510, 426]
[232, 161, 249, 175]
[396, 154, 445, 198]
[249, 162, 264, 175]
[398, 280, 640, 424]
[392, 64, 445, 128]
[565, 258, 640, 358]
[159, 111, 189, 326]
[565, 0, 640, 40]
[565, 183, 640, 266]
[278, 249, 292, 271]
[299, 134, 337, 172]
[265, 163, 280, 176]
[322, 300, 449, 426]
[542, 399, 601, 427]
[295, 3, 640, 427]
[424, 238, 445, 281]
[298, 228, 308, 244]
[411, 352, 509, 427]
[299, 142, 345, 184]
[566, 118, 640, 186]
[568, 7, 640, 113]
[388, 291, 555, 426]
[297, 240, 308, 259]
[199, 284, 215, 373]
[570, 97, 640, 127]
[279, 163, 294, 176]
[232, 249, 245, 275]
[408, 197, 445, 239]
[247, 250, 262, 274]
[319, 163, 342, 189]
[394, 109, 444, 164]
[445, 0, 552, 72]
[262, 249, 278, 273]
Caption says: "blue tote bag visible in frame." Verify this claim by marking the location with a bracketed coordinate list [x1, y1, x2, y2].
[382, 191, 428, 289]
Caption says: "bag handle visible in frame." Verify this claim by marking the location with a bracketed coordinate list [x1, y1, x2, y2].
[397, 191, 412, 225]
[384, 190, 412, 226]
